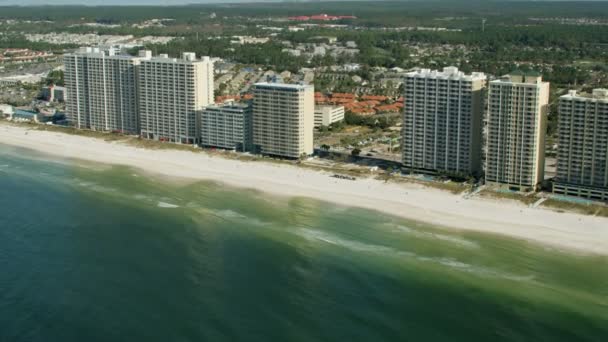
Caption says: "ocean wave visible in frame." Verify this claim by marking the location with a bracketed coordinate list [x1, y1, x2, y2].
[133, 194, 151, 201]
[76, 181, 117, 194]
[157, 201, 179, 208]
[215, 209, 247, 219]
[386, 223, 480, 249]
[210, 209, 269, 226]
[296, 228, 533, 282]
[416, 256, 534, 281]
[296, 228, 414, 257]
[185, 202, 200, 209]
[434, 257, 535, 282]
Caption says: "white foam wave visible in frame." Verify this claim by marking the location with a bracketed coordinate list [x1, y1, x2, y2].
[133, 194, 150, 201]
[215, 209, 247, 219]
[296, 228, 533, 282]
[388, 224, 480, 249]
[437, 258, 472, 269]
[76, 181, 117, 193]
[296, 228, 414, 256]
[432, 257, 535, 282]
[157, 201, 179, 208]
[210, 209, 269, 226]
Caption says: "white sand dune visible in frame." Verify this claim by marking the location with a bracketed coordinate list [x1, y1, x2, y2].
[2, 124, 607, 255]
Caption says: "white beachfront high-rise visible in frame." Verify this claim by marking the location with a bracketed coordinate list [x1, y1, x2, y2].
[554, 89, 608, 201]
[138, 52, 214, 144]
[252, 82, 314, 158]
[401, 67, 486, 176]
[485, 73, 549, 191]
[64, 47, 148, 134]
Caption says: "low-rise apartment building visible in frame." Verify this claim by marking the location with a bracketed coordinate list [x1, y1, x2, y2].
[314, 105, 344, 128]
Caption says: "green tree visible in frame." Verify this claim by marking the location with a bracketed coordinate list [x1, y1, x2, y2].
[45, 70, 64, 86]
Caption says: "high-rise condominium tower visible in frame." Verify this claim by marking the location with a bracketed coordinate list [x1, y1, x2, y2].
[200, 101, 253, 152]
[554, 89, 608, 201]
[64, 47, 147, 134]
[252, 83, 314, 158]
[401, 67, 486, 176]
[486, 74, 549, 191]
[138, 52, 214, 144]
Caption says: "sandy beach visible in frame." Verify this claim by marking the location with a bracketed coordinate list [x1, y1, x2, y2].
[1, 123, 607, 255]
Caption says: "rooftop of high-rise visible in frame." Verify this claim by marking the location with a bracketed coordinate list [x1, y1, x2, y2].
[491, 72, 546, 85]
[205, 101, 252, 110]
[561, 89, 608, 101]
[142, 51, 211, 63]
[254, 82, 313, 90]
[405, 66, 486, 81]
[69, 46, 132, 58]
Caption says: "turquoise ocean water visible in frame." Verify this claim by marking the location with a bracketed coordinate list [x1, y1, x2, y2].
[0, 144, 607, 341]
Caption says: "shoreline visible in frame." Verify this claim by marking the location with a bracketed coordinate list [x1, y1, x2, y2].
[1, 123, 607, 255]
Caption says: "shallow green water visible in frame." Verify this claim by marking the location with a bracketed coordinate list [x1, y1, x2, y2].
[1, 145, 607, 341]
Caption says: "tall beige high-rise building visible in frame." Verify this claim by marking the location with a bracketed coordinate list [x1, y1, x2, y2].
[554, 89, 608, 201]
[401, 67, 486, 176]
[485, 74, 550, 191]
[252, 83, 314, 158]
[138, 52, 214, 144]
[64, 47, 147, 134]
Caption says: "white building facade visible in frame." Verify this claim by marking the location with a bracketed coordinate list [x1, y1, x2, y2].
[64, 47, 146, 134]
[138, 52, 214, 144]
[201, 101, 252, 151]
[485, 74, 549, 191]
[554, 89, 608, 201]
[314, 105, 344, 128]
[401, 67, 486, 176]
[252, 82, 314, 158]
